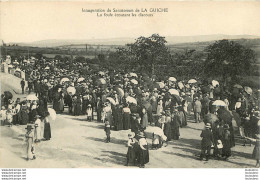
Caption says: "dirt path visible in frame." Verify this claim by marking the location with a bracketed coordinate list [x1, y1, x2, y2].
[0, 111, 256, 168]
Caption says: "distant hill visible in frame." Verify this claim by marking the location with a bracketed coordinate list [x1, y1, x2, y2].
[10, 34, 260, 47]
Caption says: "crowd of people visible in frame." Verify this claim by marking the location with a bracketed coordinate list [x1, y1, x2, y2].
[1, 56, 260, 167]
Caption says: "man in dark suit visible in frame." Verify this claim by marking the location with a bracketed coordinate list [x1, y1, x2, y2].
[200, 123, 213, 161]
[96, 97, 102, 122]
[20, 78, 25, 94]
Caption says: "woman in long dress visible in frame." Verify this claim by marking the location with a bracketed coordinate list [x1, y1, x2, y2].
[138, 132, 149, 168]
[44, 117, 51, 141]
[123, 104, 131, 130]
[141, 107, 149, 129]
[126, 133, 137, 166]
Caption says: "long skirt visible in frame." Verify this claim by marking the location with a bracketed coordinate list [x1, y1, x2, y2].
[139, 145, 149, 166]
[44, 122, 51, 140]
[127, 147, 136, 165]
[123, 113, 131, 130]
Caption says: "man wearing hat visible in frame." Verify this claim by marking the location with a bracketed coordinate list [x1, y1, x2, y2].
[25, 125, 36, 160]
[200, 123, 213, 161]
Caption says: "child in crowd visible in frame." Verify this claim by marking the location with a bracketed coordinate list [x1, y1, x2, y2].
[86, 104, 92, 121]
[104, 119, 111, 143]
[25, 125, 36, 161]
[0, 106, 7, 126]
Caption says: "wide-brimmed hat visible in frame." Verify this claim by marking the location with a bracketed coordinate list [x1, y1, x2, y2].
[138, 132, 145, 138]
[205, 123, 211, 129]
[25, 125, 34, 130]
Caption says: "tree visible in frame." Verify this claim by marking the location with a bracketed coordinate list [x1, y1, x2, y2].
[204, 40, 256, 85]
[127, 34, 170, 75]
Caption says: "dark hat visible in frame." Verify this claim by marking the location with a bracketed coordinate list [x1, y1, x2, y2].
[25, 125, 34, 130]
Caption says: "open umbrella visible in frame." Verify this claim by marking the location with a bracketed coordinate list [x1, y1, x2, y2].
[244, 86, 252, 95]
[45, 66, 50, 70]
[126, 96, 137, 104]
[212, 100, 227, 107]
[4, 91, 13, 99]
[156, 82, 165, 89]
[233, 84, 243, 89]
[106, 97, 116, 105]
[47, 108, 56, 121]
[178, 82, 184, 89]
[152, 126, 165, 136]
[212, 80, 219, 87]
[169, 89, 180, 96]
[67, 87, 76, 95]
[188, 79, 197, 84]
[130, 79, 138, 85]
[77, 77, 85, 82]
[26, 94, 38, 101]
[129, 73, 138, 77]
[97, 78, 106, 85]
[168, 77, 177, 82]
[60, 77, 70, 84]
[115, 87, 124, 97]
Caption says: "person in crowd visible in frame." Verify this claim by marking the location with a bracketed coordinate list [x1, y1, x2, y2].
[222, 124, 232, 160]
[171, 107, 181, 140]
[123, 103, 131, 130]
[34, 115, 41, 142]
[138, 132, 149, 168]
[193, 97, 202, 123]
[245, 134, 260, 168]
[0, 106, 6, 126]
[104, 119, 111, 143]
[141, 106, 149, 129]
[200, 123, 213, 161]
[86, 104, 92, 121]
[25, 125, 36, 161]
[126, 133, 137, 166]
[20, 78, 25, 94]
[43, 115, 51, 141]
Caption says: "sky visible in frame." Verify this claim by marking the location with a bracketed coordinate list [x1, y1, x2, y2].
[1, 1, 260, 43]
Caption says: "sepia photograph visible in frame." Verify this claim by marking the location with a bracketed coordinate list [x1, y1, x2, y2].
[0, 1, 260, 170]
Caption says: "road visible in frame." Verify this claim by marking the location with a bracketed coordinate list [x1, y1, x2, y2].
[0, 110, 256, 168]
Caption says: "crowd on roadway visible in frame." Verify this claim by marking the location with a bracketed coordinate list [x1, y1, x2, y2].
[1, 56, 260, 167]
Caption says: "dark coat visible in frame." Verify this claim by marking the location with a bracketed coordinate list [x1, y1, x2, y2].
[200, 129, 213, 149]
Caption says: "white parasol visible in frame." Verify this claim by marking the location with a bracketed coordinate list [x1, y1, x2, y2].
[156, 82, 165, 89]
[77, 77, 85, 82]
[67, 86, 76, 95]
[26, 94, 38, 101]
[188, 79, 197, 84]
[129, 73, 138, 77]
[212, 80, 219, 87]
[126, 96, 137, 104]
[212, 100, 227, 107]
[60, 77, 70, 84]
[168, 77, 177, 82]
[106, 97, 116, 105]
[168, 89, 180, 96]
[130, 79, 138, 85]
